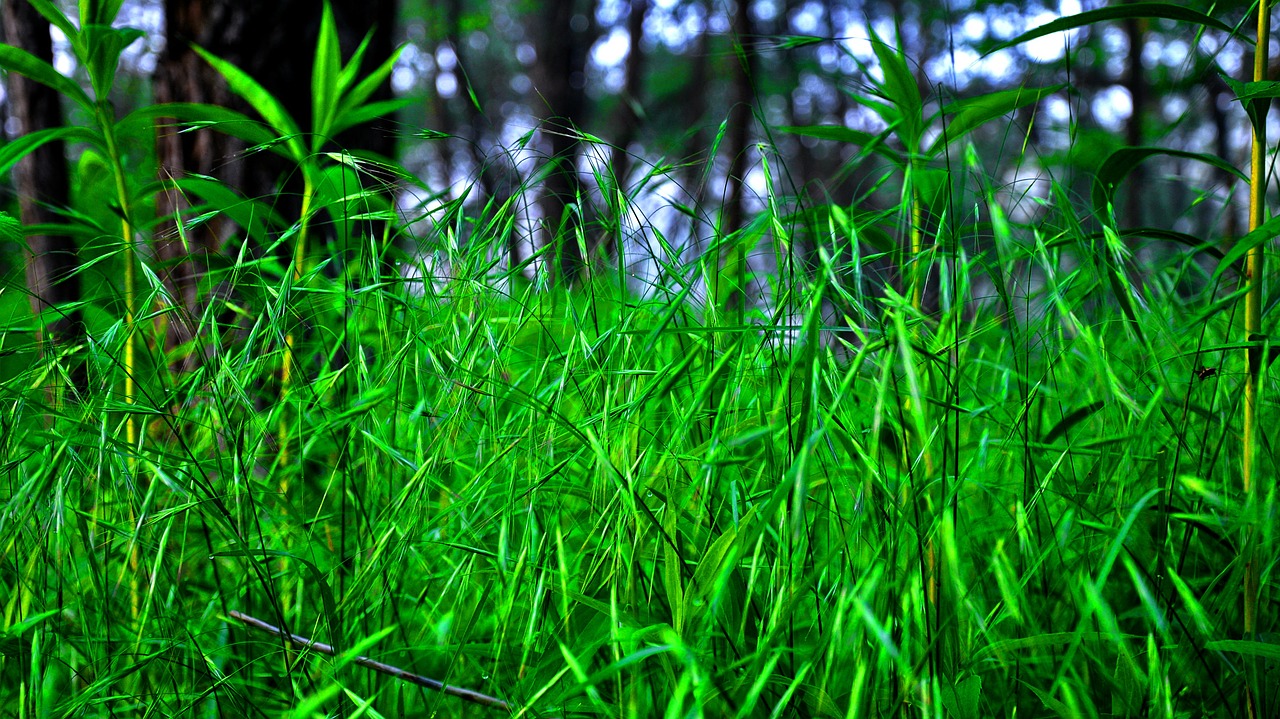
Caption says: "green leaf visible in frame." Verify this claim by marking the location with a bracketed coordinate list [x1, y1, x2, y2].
[1219, 74, 1280, 103]
[167, 176, 289, 243]
[336, 45, 408, 123]
[940, 674, 983, 719]
[312, 0, 342, 143]
[1220, 73, 1279, 132]
[776, 35, 825, 50]
[779, 124, 905, 167]
[321, 149, 418, 185]
[1092, 147, 1247, 222]
[336, 32, 374, 94]
[1205, 640, 1280, 662]
[930, 84, 1067, 155]
[868, 24, 922, 148]
[1041, 400, 1106, 444]
[192, 44, 305, 161]
[329, 97, 415, 137]
[119, 102, 281, 152]
[661, 504, 683, 632]
[27, 0, 79, 44]
[0, 44, 93, 112]
[0, 126, 101, 177]
[682, 527, 736, 622]
[80, 23, 144, 99]
[1212, 213, 1280, 282]
[1099, 223, 1148, 345]
[80, 0, 124, 25]
[413, 128, 452, 140]
[0, 211, 23, 246]
[988, 3, 1245, 55]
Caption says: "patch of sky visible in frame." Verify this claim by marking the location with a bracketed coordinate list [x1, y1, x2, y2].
[753, 0, 778, 24]
[516, 43, 537, 66]
[1092, 85, 1132, 132]
[789, 2, 822, 35]
[594, 26, 631, 72]
[437, 73, 459, 99]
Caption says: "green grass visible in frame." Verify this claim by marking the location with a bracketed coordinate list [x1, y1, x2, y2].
[1, 3, 1277, 717]
[1, 160, 1275, 717]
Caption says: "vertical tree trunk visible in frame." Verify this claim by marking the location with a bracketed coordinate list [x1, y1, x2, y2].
[723, 0, 757, 238]
[154, 0, 397, 372]
[534, 0, 594, 285]
[431, 0, 463, 186]
[153, 0, 245, 373]
[3, 0, 83, 389]
[609, 0, 648, 193]
[680, 7, 710, 199]
[605, 0, 649, 264]
[1123, 12, 1147, 225]
[718, 0, 758, 317]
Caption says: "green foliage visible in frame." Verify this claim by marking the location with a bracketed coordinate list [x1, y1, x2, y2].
[0, 1, 1276, 718]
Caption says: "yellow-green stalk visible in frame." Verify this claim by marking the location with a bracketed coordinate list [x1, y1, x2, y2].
[98, 101, 143, 622]
[277, 174, 315, 492]
[1242, 5, 1267, 718]
[98, 105, 137, 452]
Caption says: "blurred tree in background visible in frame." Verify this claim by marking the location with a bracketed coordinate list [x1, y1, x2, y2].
[3, 0, 80, 389]
[0, 0, 1264, 314]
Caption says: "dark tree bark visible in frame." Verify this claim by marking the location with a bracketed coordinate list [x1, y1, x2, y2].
[3, 0, 83, 388]
[609, 0, 649, 192]
[534, 0, 595, 284]
[605, 0, 649, 263]
[153, 0, 397, 371]
[680, 7, 709, 197]
[723, 0, 758, 237]
[431, 0, 463, 185]
[1123, 10, 1147, 226]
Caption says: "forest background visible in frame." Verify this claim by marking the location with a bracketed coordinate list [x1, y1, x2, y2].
[0, 0, 1276, 717]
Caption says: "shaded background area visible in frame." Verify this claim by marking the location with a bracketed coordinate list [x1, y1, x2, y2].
[1, 0, 1259, 318]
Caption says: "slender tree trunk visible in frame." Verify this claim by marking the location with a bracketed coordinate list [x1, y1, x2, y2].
[1211, 83, 1239, 240]
[4, 0, 83, 391]
[681, 7, 709, 200]
[432, 0, 462, 186]
[154, 0, 397, 373]
[153, 0, 246, 374]
[723, 0, 757, 239]
[718, 0, 758, 317]
[534, 0, 594, 285]
[605, 0, 649, 265]
[609, 0, 649, 193]
[1123, 11, 1147, 225]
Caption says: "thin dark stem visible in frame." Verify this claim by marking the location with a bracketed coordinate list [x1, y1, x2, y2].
[228, 610, 512, 712]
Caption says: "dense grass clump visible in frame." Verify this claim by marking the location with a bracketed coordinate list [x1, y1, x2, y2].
[2, 168, 1275, 717]
[1, 2, 1277, 718]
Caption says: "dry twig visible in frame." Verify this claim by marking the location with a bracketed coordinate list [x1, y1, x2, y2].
[228, 609, 512, 712]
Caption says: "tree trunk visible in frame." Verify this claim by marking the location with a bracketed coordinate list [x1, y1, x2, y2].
[1123, 11, 1147, 226]
[153, 0, 397, 371]
[534, 0, 594, 285]
[609, 0, 649, 193]
[681, 10, 709, 201]
[719, 0, 758, 317]
[3, 0, 83, 390]
[723, 0, 757, 238]
[605, 0, 649, 265]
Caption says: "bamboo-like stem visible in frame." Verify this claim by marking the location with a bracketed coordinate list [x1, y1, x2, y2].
[98, 103, 137, 452]
[228, 610, 512, 711]
[98, 100, 143, 622]
[906, 155, 945, 683]
[278, 175, 315, 485]
[1242, 5, 1268, 719]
